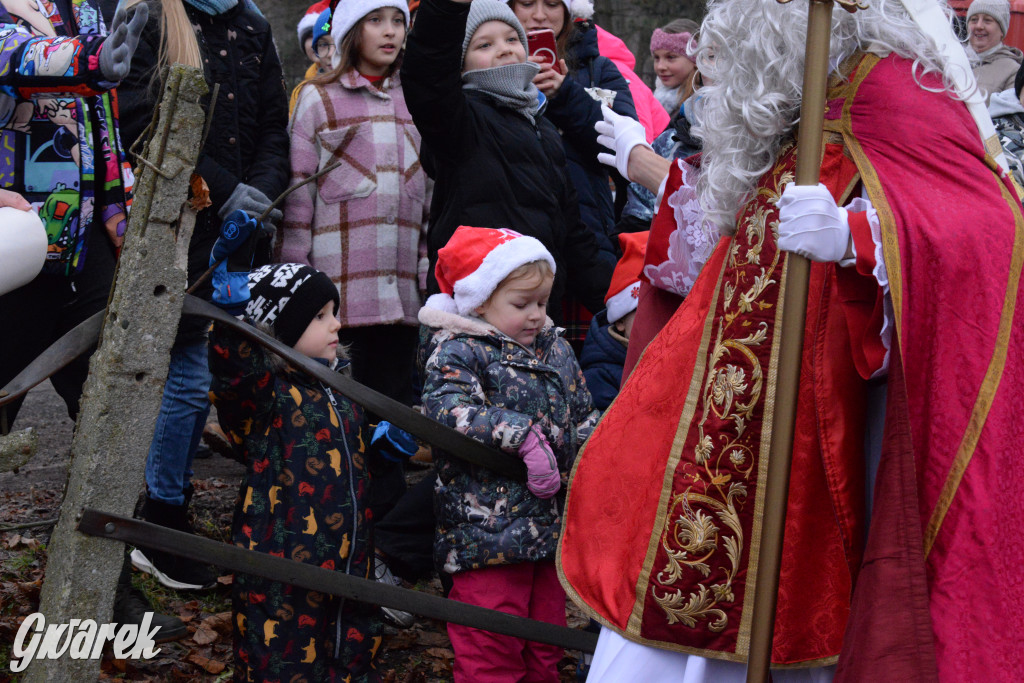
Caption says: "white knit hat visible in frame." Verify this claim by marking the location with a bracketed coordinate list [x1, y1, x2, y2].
[426, 225, 556, 315]
[331, 0, 411, 59]
[967, 0, 1010, 37]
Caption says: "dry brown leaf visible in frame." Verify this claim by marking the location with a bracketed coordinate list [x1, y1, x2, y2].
[202, 611, 233, 635]
[188, 653, 226, 674]
[414, 631, 451, 648]
[383, 630, 418, 650]
[189, 174, 212, 212]
[192, 623, 219, 645]
[423, 647, 454, 661]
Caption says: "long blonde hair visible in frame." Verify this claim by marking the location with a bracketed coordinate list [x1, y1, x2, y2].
[124, 0, 202, 73]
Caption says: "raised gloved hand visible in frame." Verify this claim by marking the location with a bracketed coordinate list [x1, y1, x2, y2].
[595, 105, 652, 182]
[518, 426, 560, 499]
[776, 183, 851, 263]
[219, 182, 283, 225]
[371, 421, 419, 462]
[210, 209, 259, 313]
[99, 2, 149, 83]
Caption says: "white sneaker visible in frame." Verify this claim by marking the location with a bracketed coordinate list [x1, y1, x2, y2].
[374, 555, 415, 628]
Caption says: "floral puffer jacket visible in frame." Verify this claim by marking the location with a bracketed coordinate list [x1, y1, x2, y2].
[419, 306, 601, 574]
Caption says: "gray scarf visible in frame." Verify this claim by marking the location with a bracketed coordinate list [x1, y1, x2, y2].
[462, 61, 543, 123]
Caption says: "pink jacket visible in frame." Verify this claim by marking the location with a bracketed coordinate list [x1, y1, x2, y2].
[282, 71, 428, 328]
[595, 25, 669, 143]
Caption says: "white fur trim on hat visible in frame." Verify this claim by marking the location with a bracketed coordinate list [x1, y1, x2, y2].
[331, 0, 411, 67]
[606, 280, 639, 324]
[0, 207, 46, 296]
[424, 292, 460, 314]
[452, 235, 555, 315]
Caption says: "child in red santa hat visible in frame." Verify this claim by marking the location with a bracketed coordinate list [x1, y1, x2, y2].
[579, 230, 647, 410]
[419, 225, 600, 682]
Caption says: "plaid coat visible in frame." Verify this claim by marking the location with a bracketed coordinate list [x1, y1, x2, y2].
[281, 71, 428, 328]
[419, 305, 601, 574]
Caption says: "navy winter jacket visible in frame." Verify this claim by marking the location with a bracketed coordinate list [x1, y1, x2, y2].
[545, 21, 637, 269]
[579, 311, 628, 410]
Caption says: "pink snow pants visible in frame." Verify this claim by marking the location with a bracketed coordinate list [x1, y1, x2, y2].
[447, 561, 566, 682]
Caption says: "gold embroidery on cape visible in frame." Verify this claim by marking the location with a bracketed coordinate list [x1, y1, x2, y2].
[649, 151, 794, 632]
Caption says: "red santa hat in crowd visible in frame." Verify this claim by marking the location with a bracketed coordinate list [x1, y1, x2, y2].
[426, 226, 556, 316]
[297, 0, 331, 50]
[604, 231, 648, 324]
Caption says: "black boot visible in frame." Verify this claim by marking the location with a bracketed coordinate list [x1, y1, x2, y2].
[113, 555, 187, 643]
[131, 493, 218, 591]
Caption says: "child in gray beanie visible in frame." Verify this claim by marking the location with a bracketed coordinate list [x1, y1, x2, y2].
[401, 0, 612, 335]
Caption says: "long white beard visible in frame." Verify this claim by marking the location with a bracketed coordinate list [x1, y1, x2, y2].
[692, 0, 956, 235]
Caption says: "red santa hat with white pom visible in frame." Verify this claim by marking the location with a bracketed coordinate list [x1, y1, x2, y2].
[604, 231, 648, 324]
[426, 226, 556, 316]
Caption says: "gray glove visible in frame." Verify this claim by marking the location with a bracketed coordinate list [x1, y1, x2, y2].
[219, 182, 283, 225]
[99, 2, 149, 83]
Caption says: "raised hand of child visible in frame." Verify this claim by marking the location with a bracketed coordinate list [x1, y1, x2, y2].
[371, 421, 420, 462]
[519, 426, 560, 499]
[210, 210, 259, 314]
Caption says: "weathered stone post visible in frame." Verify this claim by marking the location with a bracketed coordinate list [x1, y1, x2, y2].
[25, 66, 208, 682]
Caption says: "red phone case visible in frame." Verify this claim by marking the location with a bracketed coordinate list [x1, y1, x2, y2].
[527, 29, 561, 73]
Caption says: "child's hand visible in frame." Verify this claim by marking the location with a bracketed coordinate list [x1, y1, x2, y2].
[530, 57, 566, 97]
[210, 210, 259, 314]
[519, 426, 560, 498]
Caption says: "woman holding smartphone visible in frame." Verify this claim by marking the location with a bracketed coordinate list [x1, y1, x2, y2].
[509, 0, 637, 351]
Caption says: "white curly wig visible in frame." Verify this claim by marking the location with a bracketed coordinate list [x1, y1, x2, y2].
[691, 0, 965, 235]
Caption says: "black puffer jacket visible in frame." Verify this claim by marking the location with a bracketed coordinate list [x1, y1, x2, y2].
[102, 0, 289, 343]
[402, 0, 612, 319]
[545, 20, 636, 269]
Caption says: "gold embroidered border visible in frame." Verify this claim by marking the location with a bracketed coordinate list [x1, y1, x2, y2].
[735, 245, 792, 658]
[923, 177, 1024, 556]
[625, 260, 729, 635]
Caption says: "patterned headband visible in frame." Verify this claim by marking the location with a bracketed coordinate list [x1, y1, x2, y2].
[650, 29, 695, 62]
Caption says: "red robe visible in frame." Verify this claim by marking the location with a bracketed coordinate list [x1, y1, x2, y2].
[558, 53, 1024, 677]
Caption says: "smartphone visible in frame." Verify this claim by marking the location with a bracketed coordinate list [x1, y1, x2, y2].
[527, 29, 561, 74]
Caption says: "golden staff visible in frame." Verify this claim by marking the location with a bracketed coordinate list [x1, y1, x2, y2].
[745, 1, 863, 681]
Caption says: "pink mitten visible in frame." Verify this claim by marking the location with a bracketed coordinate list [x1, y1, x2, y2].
[519, 427, 561, 499]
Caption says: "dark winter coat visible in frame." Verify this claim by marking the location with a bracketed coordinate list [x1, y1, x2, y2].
[401, 0, 613, 320]
[545, 21, 636, 269]
[579, 311, 628, 411]
[102, 0, 290, 344]
[208, 324, 381, 682]
[418, 304, 600, 574]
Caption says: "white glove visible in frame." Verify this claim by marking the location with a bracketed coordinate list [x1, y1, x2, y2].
[776, 183, 852, 263]
[595, 105, 652, 182]
[99, 2, 149, 83]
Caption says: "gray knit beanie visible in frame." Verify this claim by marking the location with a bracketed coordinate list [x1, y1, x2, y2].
[967, 0, 1010, 38]
[461, 0, 529, 66]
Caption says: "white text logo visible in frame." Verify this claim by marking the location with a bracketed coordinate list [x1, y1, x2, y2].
[10, 612, 162, 672]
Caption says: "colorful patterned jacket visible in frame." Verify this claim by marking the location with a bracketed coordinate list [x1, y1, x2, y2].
[208, 323, 383, 679]
[419, 304, 601, 574]
[0, 0, 132, 276]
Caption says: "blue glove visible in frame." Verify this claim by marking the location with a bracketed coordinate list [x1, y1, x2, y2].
[210, 209, 259, 314]
[371, 422, 419, 463]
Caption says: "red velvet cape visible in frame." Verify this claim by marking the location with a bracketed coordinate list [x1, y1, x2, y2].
[558, 53, 1024, 674]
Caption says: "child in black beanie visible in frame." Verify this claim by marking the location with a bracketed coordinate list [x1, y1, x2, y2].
[209, 262, 383, 682]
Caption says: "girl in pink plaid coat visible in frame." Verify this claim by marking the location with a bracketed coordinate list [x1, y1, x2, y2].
[282, 0, 429, 416]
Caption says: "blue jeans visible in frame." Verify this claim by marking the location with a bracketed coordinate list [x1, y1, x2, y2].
[145, 340, 212, 505]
